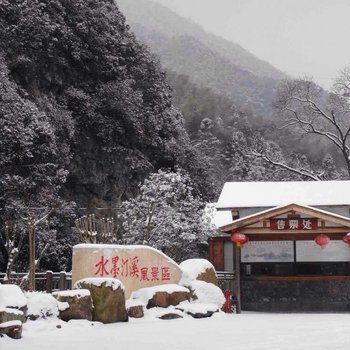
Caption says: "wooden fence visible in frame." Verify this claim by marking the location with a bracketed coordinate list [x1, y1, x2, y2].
[1, 270, 232, 294]
[0, 271, 72, 292]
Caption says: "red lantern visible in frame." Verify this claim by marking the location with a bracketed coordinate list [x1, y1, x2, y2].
[342, 233, 350, 247]
[230, 232, 249, 248]
[314, 234, 330, 248]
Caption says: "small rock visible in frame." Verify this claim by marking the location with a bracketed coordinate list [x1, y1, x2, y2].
[186, 310, 215, 319]
[52, 289, 93, 322]
[127, 305, 144, 319]
[0, 307, 25, 323]
[0, 320, 23, 339]
[158, 313, 183, 320]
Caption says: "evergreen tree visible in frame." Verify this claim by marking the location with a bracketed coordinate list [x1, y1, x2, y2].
[121, 169, 216, 262]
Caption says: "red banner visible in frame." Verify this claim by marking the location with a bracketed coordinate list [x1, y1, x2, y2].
[270, 218, 318, 231]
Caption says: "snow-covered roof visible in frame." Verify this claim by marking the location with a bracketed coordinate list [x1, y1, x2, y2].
[220, 203, 350, 232]
[216, 181, 350, 209]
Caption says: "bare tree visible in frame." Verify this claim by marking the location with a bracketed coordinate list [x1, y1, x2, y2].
[19, 207, 53, 291]
[273, 71, 350, 177]
[0, 221, 25, 283]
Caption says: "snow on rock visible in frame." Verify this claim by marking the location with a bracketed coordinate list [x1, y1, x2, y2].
[144, 306, 184, 320]
[177, 300, 220, 314]
[25, 292, 59, 320]
[125, 298, 146, 308]
[179, 259, 216, 285]
[0, 307, 25, 324]
[52, 289, 91, 298]
[130, 284, 189, 305]
[74, 278, 124, 291]
[57, 302, 70, 312]
[0, 320, 22, 328]
[0, 307, 23, 316]
[0, 284, 27, 309]
[189, 280, 225, 308]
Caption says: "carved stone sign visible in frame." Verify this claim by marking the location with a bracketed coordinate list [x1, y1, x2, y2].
[72, 244, 183, 298]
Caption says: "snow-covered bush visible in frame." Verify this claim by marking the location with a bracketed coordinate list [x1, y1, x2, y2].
[25, 292, 59, 320]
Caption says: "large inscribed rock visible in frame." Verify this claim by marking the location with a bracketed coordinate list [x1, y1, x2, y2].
[72, 244, 183, 298]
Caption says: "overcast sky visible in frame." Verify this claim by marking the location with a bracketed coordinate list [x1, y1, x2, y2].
[151, 0, 350, 89]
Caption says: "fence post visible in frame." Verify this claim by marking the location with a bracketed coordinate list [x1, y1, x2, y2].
[45, 271, 53, 293]
[59, 271, 67, 291]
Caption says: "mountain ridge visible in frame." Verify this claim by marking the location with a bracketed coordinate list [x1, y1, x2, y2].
[116, 0, 287, 117]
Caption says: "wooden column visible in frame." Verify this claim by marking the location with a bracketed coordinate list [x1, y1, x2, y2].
[234, 244, 242, 314]
[28, 222, 35, 291]
[45, 271, 53, 293]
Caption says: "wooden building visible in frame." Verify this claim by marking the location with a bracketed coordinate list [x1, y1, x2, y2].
[210, 181, 350, 312]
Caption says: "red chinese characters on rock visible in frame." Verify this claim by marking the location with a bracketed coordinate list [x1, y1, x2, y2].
[95, 256, 110, 277]
[93, 255, 172, 281]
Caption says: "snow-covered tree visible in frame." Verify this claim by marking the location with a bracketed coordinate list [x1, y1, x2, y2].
[121, 169, 216, 262]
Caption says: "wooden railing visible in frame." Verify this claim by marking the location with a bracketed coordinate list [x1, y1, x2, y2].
[0, 271, 72, 292]
[216, 271, 235, 292]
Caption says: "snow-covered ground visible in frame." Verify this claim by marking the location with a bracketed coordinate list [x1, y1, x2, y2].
[3, 312, 350, 350]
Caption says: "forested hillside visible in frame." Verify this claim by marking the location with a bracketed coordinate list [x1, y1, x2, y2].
[0, 0, 215, 271]
[0, 0, 214, 203]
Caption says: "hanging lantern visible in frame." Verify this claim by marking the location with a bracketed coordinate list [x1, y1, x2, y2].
[342, 233, 350, 247]
[230, 232, 249, 248]
[314, 234, 330, 248]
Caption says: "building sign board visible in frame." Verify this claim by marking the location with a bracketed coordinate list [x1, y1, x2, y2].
[296, 241, 350, 262]
[241, 241, 294, 263]
[270, 218, 317, 231]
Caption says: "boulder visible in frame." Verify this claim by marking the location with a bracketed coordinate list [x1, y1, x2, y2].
[0, 307, 25, 323]
[130, 284, 190, 309]
[52, 289, 93, 322]
[0, 320, 22, 339]
[179, 259, 218, 286]
[127, 305, 144, 319]
[186, 280, 225, 309]
[126, 299, 145, 319]
[75, 278, 128, 323]
[158, 312, 183, 320]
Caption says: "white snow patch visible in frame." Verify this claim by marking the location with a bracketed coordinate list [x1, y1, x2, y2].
[0, 284, 27, 308]
[74, 278, 124, 291]
[125, 298, 145, 308]
[25, 292, 59, 319]
[179, 258, 215, 285]
[130, 284, 189, 304]
[0, 307, 24, 316]
[52, 289, 91, 298]
[143, 306, 184, 320]
[2, 313, 350, 349]
[189, 280, 225, 308]
[177, 300, 219, 314]
[57, 302, 70, 312]
[0, 320, 22, 328]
